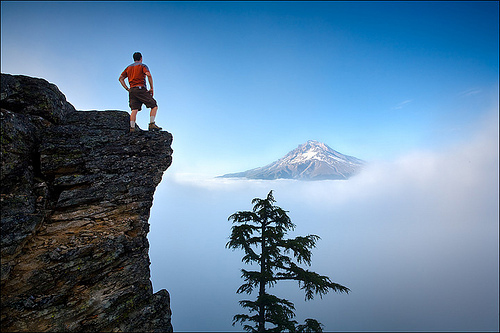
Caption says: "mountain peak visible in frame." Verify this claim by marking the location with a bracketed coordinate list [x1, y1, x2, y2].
[220, 141, 365, 181]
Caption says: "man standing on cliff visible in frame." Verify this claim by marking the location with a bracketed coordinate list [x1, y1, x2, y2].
[119, 52, 162, 133]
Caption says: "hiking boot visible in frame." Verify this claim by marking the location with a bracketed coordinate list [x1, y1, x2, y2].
[130, 124, 144, 133]
[149, 122, 162, 131]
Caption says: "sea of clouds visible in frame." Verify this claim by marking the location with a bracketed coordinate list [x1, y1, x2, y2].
[148, 111, 498, 332]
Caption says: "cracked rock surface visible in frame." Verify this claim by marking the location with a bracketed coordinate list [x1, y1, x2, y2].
[1, 73, 173, 332]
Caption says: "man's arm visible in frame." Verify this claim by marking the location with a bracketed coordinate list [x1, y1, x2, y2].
[119, 75, 129, 91]
[146, 72, 154, 96]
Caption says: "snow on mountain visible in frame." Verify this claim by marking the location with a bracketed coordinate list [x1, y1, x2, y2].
[219, 140, 365, 180]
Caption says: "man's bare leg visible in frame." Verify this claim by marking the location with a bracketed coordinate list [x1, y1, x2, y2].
[149, 106, 162, 131]
[130, 109, 139, 132]
[150, 106, 158, 123]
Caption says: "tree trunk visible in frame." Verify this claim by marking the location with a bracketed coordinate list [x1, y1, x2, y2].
[258, 218, 267, 332]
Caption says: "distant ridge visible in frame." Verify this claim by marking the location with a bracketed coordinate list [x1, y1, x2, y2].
[219, 140, 365, 180]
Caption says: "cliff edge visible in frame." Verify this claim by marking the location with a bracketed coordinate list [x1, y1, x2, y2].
[1, 73, 173, 332]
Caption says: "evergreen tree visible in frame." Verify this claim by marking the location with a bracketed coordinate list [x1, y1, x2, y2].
[227, 190, 350, 332]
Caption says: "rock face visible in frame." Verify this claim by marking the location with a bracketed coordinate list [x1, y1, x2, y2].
[1, 74, 173, 332]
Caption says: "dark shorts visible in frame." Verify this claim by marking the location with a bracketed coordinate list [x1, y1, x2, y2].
[129, 86, 158, 111]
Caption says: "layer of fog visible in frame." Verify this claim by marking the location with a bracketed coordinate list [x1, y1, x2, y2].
[148, 112, 498, 332]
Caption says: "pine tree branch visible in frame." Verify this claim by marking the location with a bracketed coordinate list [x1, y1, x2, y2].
[272, 265, 351, 299]
[228, 190, 350, 332]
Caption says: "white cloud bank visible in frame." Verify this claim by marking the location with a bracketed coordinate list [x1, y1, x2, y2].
[148, 110, 499, 332]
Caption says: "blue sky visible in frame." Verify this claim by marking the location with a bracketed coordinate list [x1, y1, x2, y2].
[2, 1, 499, 332]
[2, 1, 498, 176]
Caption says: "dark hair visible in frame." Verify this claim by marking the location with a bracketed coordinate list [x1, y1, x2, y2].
[133, 52, 142, 61]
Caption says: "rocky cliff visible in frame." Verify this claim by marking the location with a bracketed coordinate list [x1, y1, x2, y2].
[1, 73, 173, 332]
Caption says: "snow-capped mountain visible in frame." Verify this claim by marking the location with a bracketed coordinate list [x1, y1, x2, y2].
[220, 140, 365, 180]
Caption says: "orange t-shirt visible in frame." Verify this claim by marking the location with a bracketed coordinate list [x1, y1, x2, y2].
[121, 62, 150, 88]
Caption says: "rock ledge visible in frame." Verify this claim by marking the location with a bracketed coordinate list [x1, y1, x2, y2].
[1, 73, 173, 332]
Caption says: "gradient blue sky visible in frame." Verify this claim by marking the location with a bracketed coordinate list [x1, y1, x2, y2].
[2, 1, 499, 332]
[2, 1, 498, 176]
